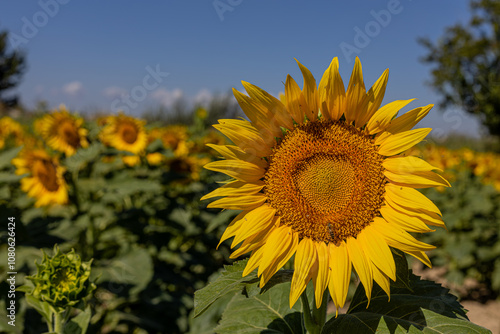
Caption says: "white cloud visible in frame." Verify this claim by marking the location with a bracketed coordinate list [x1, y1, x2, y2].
[62, 81, 83, 96]
[194, 88, 212, 106]
[151, 88, 183, 107]
[103, 86, 127, 98]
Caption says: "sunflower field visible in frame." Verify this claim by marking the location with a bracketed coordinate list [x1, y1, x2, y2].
[1, 62, 500, 333]
[0, 107, 239, 333]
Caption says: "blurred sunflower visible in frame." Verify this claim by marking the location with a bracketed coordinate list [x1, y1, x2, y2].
[169, 155, 210, 181]
[150, 125, 190, 156]
[146, 152, 165, 166]
[12, 149, 68, 207]
[203, 57, 449, 313]
[99, 113, 147, 154]
[0, 117, 26, 149]
[34, 106, 88, 156]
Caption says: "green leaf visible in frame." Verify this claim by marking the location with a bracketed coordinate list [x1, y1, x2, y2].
[215, 282, 305, 334]
[321, 272, 488, 333]
[63, 306, 91, 334]
[193, 259, 259, 318]
[0, 146, 22, 169]
[391, 248, 410, 289]
[0, 171, 23, 183]
[24, 294, 53, 325]
[323, 308, 491, 334]
[107, 178, 162, 196]
[64, 142, 103, 173]
[189, 291, 236, 334]
[92, 247, 153, 296]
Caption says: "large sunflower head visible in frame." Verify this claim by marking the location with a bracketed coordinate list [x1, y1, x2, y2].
[12, 149, 68, 207]
[99, 113, 147, 154]
[34, 105, 88, 156]
[203, 57, 449, 313]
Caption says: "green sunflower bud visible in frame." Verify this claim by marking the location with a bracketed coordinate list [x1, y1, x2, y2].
[25, 246, 95, 312]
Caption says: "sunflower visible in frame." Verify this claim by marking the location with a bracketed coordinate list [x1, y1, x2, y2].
[0, 117, 26, 149]
[149, 125, 190, 156]
[99, 113, 147, 154]
[202, 57, 449, 313]
[35, 106, 88, 156]
[169, 155, 210, 181]
[12, 149, 68, 207]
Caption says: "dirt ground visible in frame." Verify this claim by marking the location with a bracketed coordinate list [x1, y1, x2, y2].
[414, 264, 500, 333]
[461, 300, 500, 334]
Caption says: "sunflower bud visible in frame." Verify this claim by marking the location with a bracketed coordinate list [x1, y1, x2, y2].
[26, 246, 95, 311]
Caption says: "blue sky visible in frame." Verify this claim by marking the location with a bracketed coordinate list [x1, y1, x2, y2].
[1, 0, 484, 138]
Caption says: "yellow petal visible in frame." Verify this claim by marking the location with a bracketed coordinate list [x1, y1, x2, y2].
[366, 99, 415, 135]
[207, 144, 268, 169]
[344, 57, 367, 126]
[230, 220, 276, 259]
[385, 183, 442, 216]
[328, 242, 351, 316]
[385, 199, 446, 229]
[259, 225, 298, 287]
[201, 180, 264, 200]
[385, 170, 451, 188]
[214, 119, 272, 157]
[371, 217, 436, 253]
[372, 266, 391, 300]
[243, 247, 264, 276]
[358, 225, 396, 281]
[361, 69, 389, 127]
[233, 88, 282, 139]
[231, 204, 276, 247]
[405, 250, 432, 268]
[217, 211, 249, 248]
[290, 238, 316, 308]
[383, 156, 442, 174]
[258, 224, 292, 276]
[207, 194, 267, 210]
[385, 104, 433, 134]
[318, 57, 346, 121]
[295, 59, 319, 121]
[380, 206, 435, 233]
[312, 242, 330, 308]
[285, 74, 307, 124]
[204, 160, 265, 182]
[241, 81, 294, 130]
[346, 236, 373, 303]
[377, 128, 432, 156]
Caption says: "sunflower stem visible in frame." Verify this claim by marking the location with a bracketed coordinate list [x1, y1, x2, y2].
[301, 292, 320, 334]
[54, 311, 64, 334]
[46, 312, 53, 333]
[311, 289, 329, 331]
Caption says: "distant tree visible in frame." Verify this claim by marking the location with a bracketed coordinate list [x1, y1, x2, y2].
[419, 0, 500, 139]
[0, 30, 26, 108]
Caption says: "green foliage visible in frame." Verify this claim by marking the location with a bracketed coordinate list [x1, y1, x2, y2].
[419, 0, 500, 139]
[194, 256, 490, 334]
[419, 169, 500, 298]
[0, 118, 236, 333]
